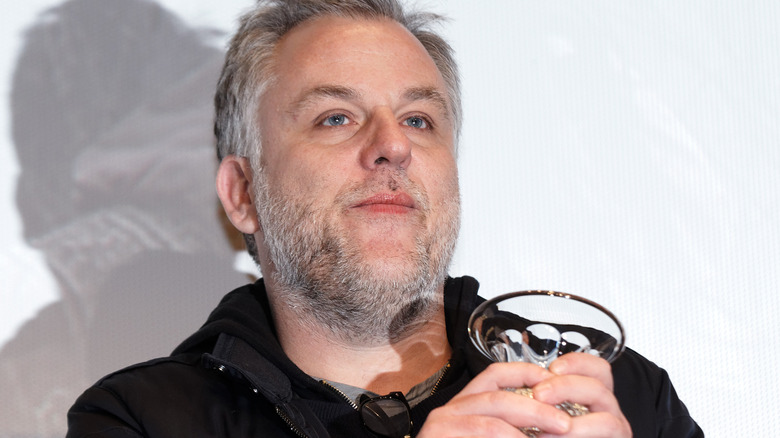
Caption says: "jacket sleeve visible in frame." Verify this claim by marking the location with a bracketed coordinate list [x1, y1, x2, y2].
[67, 385, 146, 438]
[612, 349, 704, 438]
[65, 355, 300, 438]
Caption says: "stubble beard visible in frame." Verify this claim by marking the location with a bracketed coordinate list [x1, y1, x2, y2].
[254, 168, 460, 345]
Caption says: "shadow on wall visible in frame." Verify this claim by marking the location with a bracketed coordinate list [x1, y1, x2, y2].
[0, 0, 248, 436]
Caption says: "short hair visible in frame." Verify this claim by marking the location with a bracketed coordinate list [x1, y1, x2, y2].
[214, 0, 461, 163]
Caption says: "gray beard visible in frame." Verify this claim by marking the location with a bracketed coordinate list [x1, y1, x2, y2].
[254, 168, 460, 344]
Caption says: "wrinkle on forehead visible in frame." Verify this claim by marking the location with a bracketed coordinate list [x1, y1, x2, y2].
[287, 85, 362, 116]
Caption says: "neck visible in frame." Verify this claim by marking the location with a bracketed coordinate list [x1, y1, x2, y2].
[268, 285, 452, 395]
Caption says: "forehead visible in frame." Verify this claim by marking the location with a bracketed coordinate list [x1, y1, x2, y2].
[267, 15, 448, 104]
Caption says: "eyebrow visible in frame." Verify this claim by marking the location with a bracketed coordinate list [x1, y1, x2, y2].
[288, 85, 362, 116]
[403, 86, 451, 120]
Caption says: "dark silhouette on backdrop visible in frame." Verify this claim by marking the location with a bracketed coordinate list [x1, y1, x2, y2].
[0, 0, 246, 436]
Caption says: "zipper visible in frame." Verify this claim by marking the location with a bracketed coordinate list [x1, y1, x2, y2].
[206, 347, 313, 438]
[428, 360, 451, 396]
[211, 361, 310, 437]
[320, 359, 452, 406]
[317, 362, 450, 438]
[320, 380, 359, 410]
[275, 405, 310, 438]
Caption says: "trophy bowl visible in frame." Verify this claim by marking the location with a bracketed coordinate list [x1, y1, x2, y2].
[468, 290, 626, 436]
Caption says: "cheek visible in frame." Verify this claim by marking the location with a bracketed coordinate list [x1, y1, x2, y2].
[267, 152, 349, 202]
[433, 171, 460, 215]
[418, 152, 459, 201]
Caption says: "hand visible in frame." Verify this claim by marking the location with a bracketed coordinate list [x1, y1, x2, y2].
[533, 353, 631, 437]
[417, 362, 571, 437]
[417, 354, 631, 437]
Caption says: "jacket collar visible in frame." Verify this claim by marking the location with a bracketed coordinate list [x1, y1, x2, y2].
[182, 275, 485, 401]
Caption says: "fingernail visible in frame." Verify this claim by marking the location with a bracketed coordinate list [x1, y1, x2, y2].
[556, 411, 571, 430]
[550, 361, 566, 374]
[534, 382, 551, 398]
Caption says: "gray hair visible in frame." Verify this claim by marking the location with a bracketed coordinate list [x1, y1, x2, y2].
[214, 0, 461, 162]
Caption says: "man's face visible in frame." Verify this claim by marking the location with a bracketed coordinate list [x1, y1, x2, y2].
[253, 16, 460, 341]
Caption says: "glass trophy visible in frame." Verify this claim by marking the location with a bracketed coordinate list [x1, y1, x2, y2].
[468, 290, 625, 437]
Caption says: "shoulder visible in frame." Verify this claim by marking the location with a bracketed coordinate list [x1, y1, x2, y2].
[91, 353, 220, 405]
[66, 353, 290, 438]
[612, 348, 703, 438]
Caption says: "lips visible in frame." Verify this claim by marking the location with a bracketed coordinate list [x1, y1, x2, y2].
[352, 192, 415, 213]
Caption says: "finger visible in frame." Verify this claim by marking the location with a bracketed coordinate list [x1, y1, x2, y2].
[538, 412, 631, 438]
[454, 362, 555, 397]
[532, 374, 623, 419]
[548, 352, 614, 391]
[423, 390, 572, 436]
[420, 411, 545, 438]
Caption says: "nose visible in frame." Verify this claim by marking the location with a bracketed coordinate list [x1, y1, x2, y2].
[359, 109, 412, 170]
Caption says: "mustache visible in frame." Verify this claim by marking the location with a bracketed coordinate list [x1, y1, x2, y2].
[334, 170, 430, 213]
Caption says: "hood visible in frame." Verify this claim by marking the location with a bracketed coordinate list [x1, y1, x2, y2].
[171, 280, 289, 366]
[173, 276, 482, 356]
[171, 276, 486, 393]
[170, 276, 486, 438]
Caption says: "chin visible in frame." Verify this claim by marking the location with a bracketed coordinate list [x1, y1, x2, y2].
[361, 251, 420, 274]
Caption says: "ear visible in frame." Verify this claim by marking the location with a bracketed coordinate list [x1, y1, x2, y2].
[216, 155, 259, 235]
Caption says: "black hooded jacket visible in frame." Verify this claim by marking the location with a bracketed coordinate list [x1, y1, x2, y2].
[67, 276, 703, 437]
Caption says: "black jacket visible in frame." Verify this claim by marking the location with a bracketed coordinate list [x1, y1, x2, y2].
[67, 276, 703, 437]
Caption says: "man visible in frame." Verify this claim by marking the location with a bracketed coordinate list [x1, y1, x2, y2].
[67, 1, 703, 436]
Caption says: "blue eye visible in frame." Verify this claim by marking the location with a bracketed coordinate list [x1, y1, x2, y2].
[322, 114, 350, 126]
[404, 116, 428, 129]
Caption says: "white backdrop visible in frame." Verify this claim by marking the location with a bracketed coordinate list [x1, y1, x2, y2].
[2, 0, 778, 436]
